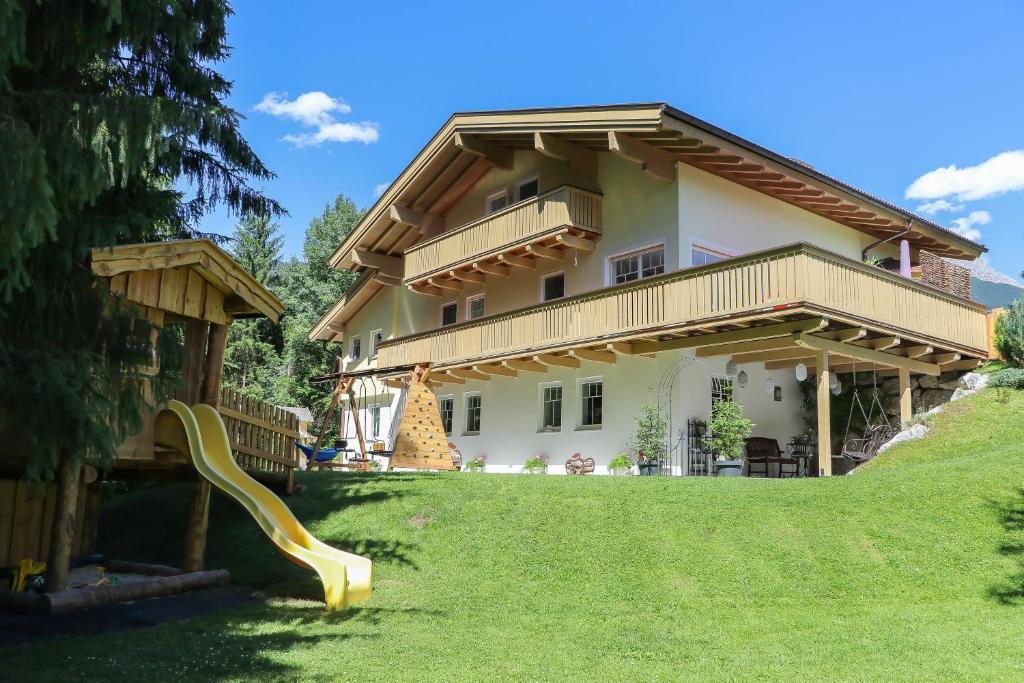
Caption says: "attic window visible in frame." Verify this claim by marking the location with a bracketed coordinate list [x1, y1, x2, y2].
[486, 190, 508, 214]
[517, 177, 539, 202]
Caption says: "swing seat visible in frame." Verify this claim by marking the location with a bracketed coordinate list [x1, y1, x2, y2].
[296, 443, 341, 463]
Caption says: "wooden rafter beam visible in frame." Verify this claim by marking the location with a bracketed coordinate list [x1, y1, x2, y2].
[474, 363, 517, 377]
[433, 372, 465, 384]
[409, 282, 443, 297]
[428, 157, 491, 214]
[857, 336, 902, 351]
[796, 333, 940, 376]
[570, 348, 617, 364]
[607, 131, 675, 182]
[525, 243, 562, 260]
[503, 359, 547, 373]
[453, 132, 513, 170]
[695, 336, 798, 357]
[498, 253, 535, 269]
[731, 348, 816, 365]
[534, 353, 580, 368]
[644, 318, 828, 356]
[473, 261, 510, 278]
[898, 344, 934, 358]
[925, 352, 962, 366]
[388, 205, 444, 238]
[826, 326, 867, 343]
[352, 249, 403, 280]
[427, 277, 461, 291]
[555, 233, 596, 251]
[449, 269, 484, 284]
[534, 132, 597, 176]
[449, 367, 490, 381]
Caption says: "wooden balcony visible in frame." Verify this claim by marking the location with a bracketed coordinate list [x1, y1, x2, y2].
[378, 243, 988, 370]
[403, 185, 602, 290]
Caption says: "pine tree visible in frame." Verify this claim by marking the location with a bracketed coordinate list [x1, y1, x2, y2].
[0, 2, 281, 480]
[232, 214, 285, 288]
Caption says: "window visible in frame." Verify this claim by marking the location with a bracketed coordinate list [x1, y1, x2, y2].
[579, 379, 603, 428]
[350, 336, 361, 360]
[467, 294, 485, 320]
[517, 177, 539, 202]
[540, 383, 562, 431]
[541, 272, 565, 302]
[486, 190, 508, 214]
[370, 330, 383, 358]
[691, 244, 730, 267]
[439, 396, 454, 435]
[711, 376, 733, 407]
[441, 302, 458, 327]
[369, 404, 381, 437]
[610, 245, 665, 284]
[465, 393, 482, 434]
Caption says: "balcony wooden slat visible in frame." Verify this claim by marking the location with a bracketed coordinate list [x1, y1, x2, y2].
[379, 244, 988, 370]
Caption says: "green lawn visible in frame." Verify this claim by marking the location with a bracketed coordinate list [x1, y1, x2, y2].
[6, 389, 1024, 681]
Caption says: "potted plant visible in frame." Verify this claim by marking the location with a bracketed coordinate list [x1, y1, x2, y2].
[607, 453, 632, 476]
[465, 455, 487, 473]
[630, 397, 668, 476]
[707, 400, 755, 476]
[522, 454, 548, 474]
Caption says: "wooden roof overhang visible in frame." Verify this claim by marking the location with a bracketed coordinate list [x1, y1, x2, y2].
[91, 239, 285, 324]
[330, 103, 984, 271]
[308, 268, 392, 342]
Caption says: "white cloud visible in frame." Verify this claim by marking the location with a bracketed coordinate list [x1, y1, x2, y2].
[948, 210, 991, 242]
[373, 183, 389, 198]
[915, 198, 964, 215]
[253, 91, 377, 148]
[905, 150, 1024, 201]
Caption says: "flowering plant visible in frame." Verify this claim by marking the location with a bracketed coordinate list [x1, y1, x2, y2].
[466, 455, 487, 472]
[522, 454, 549, 473]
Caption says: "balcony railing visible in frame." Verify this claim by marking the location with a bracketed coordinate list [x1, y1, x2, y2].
[402, 185, 602, 284]
[378, 243, 988, 369]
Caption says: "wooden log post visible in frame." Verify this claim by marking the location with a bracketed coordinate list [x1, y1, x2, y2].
[183, 322, 228, 573]
[44, 450, 81, 592]
[816, 349, 832, 477]
[177, 319, 208, 405]
[898, 367, 913, 427]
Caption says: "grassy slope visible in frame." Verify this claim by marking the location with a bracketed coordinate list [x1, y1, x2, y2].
[7, 390, 1024, 682]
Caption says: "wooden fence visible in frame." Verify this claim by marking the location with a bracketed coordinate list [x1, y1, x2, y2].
[217, 388, 301, 491]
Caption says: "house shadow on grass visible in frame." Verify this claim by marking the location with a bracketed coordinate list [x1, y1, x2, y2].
[990, 487, 1024, 605]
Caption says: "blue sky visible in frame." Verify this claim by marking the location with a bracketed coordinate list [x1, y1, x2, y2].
[202, 0, 1024, 278]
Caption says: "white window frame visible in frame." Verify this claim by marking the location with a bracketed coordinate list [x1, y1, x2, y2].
[605, 240, 666, 286]
[485, 189, 508, 215]
[350, 336, 362, 360]
[440, 301, 458, 327]
[516, 176, 540, 202]
[466, 293, 486, 321]
[463, 392, 482, 435]
[577, 376, 603, 430]
[689, 239, 737, 268]
[438, 395, 454, 436]
[369, 329, 383, 358]
[368, 403, 381, 437]
[538, 381, 563, 432]
[539, 270, 565, 302]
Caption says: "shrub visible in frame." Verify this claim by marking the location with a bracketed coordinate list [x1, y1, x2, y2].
[630, 394, 669, 462]
[708, 400, 755, 460]
[465, 456, 487, 472]
[989, 368, 1024, 390]
[607, 453, 633, 471]
[994, 298, 1024, 367]
[522, 455, 548, 474]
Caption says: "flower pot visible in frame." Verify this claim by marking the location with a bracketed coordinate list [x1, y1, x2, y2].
[638, 461, 660, 476]
[609, 467, 629, 476]
[714, 459, 743, 477]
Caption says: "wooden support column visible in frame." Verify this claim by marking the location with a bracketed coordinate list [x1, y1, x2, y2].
[176, 318, 208, 404]
[44, 449, 81, 592]
[816, 350, 832, 477]
[347, 384, 369, 458]
[183, 321, 228, 573]
[898, 367, 913, 426]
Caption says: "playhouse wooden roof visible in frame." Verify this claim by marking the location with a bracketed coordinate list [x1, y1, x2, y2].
[91, 239, 284, 324]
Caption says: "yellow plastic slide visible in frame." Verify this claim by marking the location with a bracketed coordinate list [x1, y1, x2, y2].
[154, 400, 372, 610]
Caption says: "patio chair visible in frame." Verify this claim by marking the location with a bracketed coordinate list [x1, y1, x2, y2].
[565, 452, 595, 475]
[745, 437, 800, 478]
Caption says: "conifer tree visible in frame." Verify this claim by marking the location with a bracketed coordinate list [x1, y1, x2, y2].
[0, 2, 281, 480]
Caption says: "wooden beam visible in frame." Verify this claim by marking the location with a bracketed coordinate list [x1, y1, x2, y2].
[433, 372, 465, 385]
[453, 132, 513, 170]
[473, 261, 510, 277]
[534, 353, 580, 369]
[569, 348, 617, 364]
[388, 205, 444, 238]
[475, 363, 517, 377]
[898, 345, 933, 358]
[828, 326, 867, 343]
[927, 352, 962, 366]
[731, 348, 815, 364]
[503, 359, 547, 373]
[940, 358, 983, 371]
[555, 233, 596, 251]
[498, 253, 535, 269]
[352, 248, 403, 280]
[525, 243, 562, 260]
[695, 336, 798, 357]
[607, 131, 675, 182]
[636, 318, 828, 356]
[816, 349, 832, 477]
[450, 367, 490, 381]
[859, 336, 902, 351]
[898, 367, 912, 426]
[429, 157, 491, 214]
[797, 333, 940, 376]
[534, 132, 597, 176]
[409, 282, 443, 297]
[427, 277, 462, 291]
[449, 269, 484, 284]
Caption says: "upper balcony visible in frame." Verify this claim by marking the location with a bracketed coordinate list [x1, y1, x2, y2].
[403, 185, 602, 290]
[378, 243, 988, 376]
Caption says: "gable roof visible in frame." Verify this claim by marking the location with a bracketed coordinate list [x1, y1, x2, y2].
[331, 103, 983, 269]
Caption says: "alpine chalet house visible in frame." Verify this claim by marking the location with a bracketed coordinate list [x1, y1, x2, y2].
[309, 104, 987, 476]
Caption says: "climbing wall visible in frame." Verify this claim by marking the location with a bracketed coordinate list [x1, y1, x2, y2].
[388, 382, 455, 470]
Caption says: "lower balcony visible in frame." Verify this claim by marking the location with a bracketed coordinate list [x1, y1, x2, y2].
[377, 242, 988, 373]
